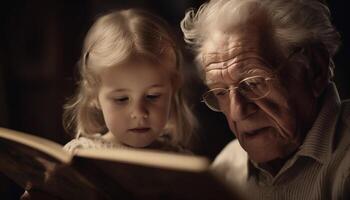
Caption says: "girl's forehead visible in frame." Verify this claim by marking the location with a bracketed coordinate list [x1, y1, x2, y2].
[99, 61, 170, 87]
[128, 52, 177, 70]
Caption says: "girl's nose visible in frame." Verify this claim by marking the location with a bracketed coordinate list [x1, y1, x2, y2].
[130, 101, 149, 119]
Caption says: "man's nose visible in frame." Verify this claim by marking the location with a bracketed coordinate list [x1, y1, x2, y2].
[228, 90, 257, 121]
[130, 100, 149, 119]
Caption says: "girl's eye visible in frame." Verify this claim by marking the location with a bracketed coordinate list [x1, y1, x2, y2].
[146, 94, 161, 101]
[113, 97, 129, 104]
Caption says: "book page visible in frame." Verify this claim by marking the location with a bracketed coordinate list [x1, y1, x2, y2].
[0, 128, 71, 163]
[0, 128, 70, 188]
[0, 128, 108, 199]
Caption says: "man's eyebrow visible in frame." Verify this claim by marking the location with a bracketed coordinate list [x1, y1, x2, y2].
[240, 68, 260, 77]
[206, 82, 223, 89]
[205, 79, 215, 86]
[206, 68, 259, 84]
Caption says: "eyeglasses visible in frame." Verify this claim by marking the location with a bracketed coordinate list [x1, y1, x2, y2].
[201, 48, 303, 112]
[202, 76, 274, 112]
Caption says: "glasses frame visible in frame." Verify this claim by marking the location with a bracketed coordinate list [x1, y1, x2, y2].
[201, 48, 303, 112]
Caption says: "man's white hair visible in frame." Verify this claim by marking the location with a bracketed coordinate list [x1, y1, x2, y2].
[181, 0, 340, 67]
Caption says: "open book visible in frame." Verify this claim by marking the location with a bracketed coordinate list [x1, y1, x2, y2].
[0, 127, 245, 200]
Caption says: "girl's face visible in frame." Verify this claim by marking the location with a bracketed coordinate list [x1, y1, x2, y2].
[97, 61, 173, 148]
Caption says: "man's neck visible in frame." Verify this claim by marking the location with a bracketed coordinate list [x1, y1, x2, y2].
[258, 152, 295, 177]
[260, 160, 285, 176]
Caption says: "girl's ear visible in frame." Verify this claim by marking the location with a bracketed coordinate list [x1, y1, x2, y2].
[304, 43, 331, 97]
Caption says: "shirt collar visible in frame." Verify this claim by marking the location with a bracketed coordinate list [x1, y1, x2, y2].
[296, 82, 341, 164]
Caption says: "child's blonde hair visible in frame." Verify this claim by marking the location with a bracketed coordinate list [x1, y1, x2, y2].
[63, 9, 197, 147]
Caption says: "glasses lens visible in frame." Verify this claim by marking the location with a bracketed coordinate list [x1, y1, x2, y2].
[238, 76, 269, 100]
[202, 88, 228, 112]
[202, 76, 271, 112]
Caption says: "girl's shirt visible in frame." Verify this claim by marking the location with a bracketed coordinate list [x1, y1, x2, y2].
[63, 133, 191, 154]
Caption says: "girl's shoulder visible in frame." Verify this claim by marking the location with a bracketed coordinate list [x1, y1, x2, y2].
[63, 133, 125, 153]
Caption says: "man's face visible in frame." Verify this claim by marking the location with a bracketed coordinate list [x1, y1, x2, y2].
[202, 30, 315, 163]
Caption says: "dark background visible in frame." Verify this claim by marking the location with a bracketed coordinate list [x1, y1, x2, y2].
[0, 0, 348, 199]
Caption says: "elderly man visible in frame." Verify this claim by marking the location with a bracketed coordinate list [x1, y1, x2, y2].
[181, 0, 349, 199]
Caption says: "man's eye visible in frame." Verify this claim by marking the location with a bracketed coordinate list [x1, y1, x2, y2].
[146, 94, 161, 101]
[242, 78, 263, 89]
[214, 89, 228, 96]
[246, 81, 259, 89]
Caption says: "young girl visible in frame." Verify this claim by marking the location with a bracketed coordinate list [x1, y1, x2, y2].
[20, 8, 197, 200]
[62, 8, 197, 153]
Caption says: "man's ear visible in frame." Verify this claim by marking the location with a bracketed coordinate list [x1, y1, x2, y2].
[304, 43, 331, 97]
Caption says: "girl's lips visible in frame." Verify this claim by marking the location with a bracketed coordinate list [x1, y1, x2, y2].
[128, 128, 150, 133]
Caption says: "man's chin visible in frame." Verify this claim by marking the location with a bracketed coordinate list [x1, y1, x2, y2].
[243, 143, 284, 164]
[247, 152, 279, 164]
[245, 145, 297, 165]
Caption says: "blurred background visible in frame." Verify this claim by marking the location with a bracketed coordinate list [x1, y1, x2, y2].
[0, 0, 348, 199]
